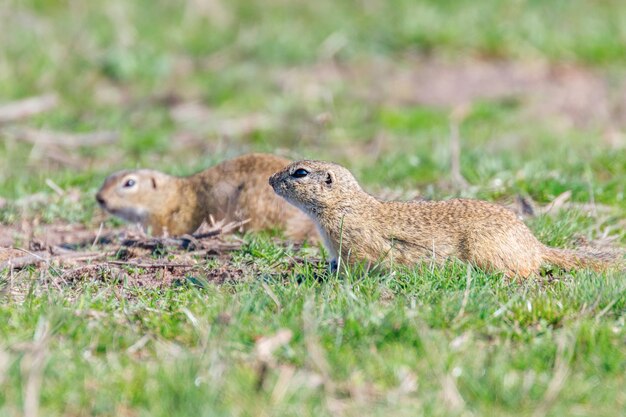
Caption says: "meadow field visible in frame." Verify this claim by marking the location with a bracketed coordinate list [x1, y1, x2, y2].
[0, 0, 625, 415]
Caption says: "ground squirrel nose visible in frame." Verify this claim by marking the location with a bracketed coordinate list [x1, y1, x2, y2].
[95, 193, 106, 206]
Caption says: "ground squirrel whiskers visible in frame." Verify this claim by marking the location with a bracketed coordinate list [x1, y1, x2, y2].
[269, 160, 617, 277]
[96, 153, 318, 240]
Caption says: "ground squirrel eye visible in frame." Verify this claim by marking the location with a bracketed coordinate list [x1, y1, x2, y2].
[123, 179, 136, 188]
[291, 168, 309, 178]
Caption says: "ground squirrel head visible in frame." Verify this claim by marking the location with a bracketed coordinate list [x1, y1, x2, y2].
[269, 160, 362, 215]
[96, 169, 173, 224]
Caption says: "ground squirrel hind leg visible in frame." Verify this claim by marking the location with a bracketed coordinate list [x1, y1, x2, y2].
[461, 232, 542, 279]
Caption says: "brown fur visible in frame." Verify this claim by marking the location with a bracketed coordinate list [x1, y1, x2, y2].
[96, 153, 318, 240]
[269, 160, 618, 277]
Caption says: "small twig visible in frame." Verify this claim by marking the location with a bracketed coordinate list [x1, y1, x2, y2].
[254, 329, 293, 391]
[193, 218, 251, 238]
[0, 248, 103, 271]
[40, 148, 84, 168]
[61, 253, 105, 262]
[121, 219, 250, 250]
[3, 249, 51, 271]
[127, 334, 151, 354]
[4, 128, 119, 147]
[262, 282, 282, 313]
[106, 260, 194, 268]
[44, 179, 64, 196]
[0, 94, 58, 124]
[92, 223, 104, 249]
[449, 105, 470, 189]
[541, 191, 572, 214]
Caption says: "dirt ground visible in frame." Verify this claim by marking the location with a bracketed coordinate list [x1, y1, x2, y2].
[0, 220, 249, 291]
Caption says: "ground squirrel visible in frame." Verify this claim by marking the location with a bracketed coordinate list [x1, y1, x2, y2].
[269, 160, 616, 277]
[96, 153, 317, 240]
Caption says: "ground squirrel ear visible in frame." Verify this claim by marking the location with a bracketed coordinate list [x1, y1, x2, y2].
[324, 171, 334, 187]
[151, 177, 157, 189]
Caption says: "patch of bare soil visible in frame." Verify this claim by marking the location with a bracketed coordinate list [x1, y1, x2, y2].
[0, 221, 248, 293]
[0, 221, 108, 249]
[276, 56, 626, 133]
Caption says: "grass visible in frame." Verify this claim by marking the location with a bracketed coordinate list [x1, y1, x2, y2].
[2, 249, 624, 416]
[1, 0, 625, 416]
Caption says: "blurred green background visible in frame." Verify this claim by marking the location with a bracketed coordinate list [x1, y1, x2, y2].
[1, 0, 625, 213]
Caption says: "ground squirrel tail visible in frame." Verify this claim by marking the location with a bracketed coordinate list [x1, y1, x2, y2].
[542, 247, 618, 272]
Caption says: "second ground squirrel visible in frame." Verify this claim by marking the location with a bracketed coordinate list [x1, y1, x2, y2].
[96, 153, 318, 240]
[269, 160, 616, 277]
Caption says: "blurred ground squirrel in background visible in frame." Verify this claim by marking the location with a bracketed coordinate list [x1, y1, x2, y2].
[96, 153, 318, 240]
[270, 160, 618, 277]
